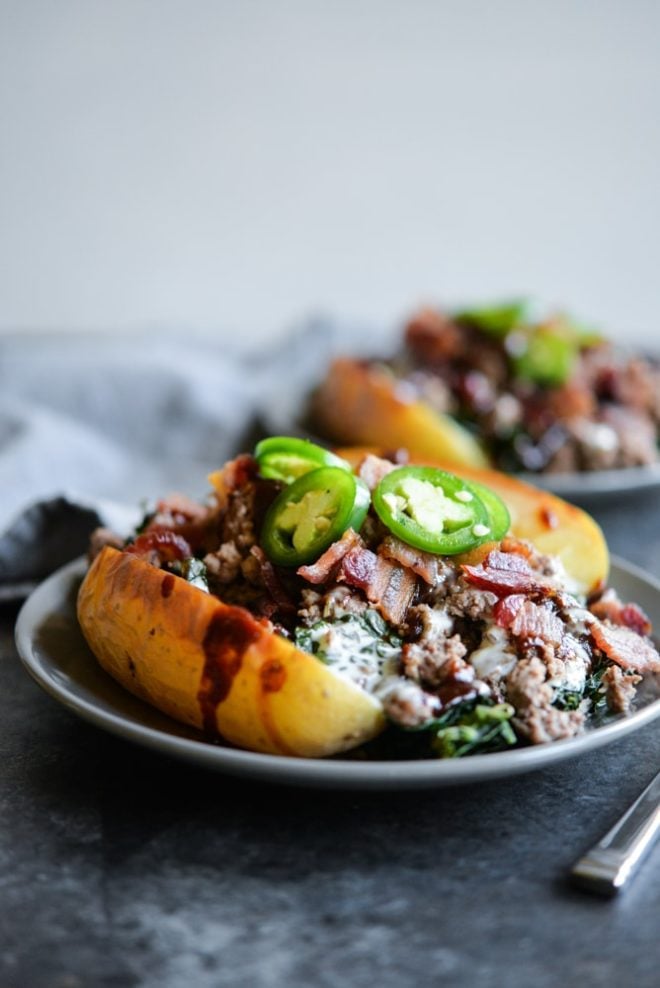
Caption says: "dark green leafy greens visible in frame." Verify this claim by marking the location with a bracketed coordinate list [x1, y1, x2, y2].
[553, 661, 638, 726]
[552, 663, 608, 714]
[350, 697, 519, 761]
[169, 557, 209, 592]
[294, 609, 402, 664]
[431, 702, 516, 758]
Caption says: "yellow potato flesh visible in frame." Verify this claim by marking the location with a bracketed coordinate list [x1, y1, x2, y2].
[337, 447, 609, 595]
[77, 547, 384, 757]
[312, 358, 489, 468]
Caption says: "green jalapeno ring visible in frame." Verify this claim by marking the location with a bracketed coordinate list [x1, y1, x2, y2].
[510, 323, 577, 387]
[255, 436, 351, 486]
[454, 299, 529, 339]
[372, 466, 492, 555]
[261, 466, 370, 567]
[463, 479, 511, 542]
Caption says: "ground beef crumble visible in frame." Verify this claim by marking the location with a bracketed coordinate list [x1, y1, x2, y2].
[601, 665, 642, 714]
[506, 657, 585, 743]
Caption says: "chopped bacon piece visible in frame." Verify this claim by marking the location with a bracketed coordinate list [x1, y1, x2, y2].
[590, 621, 660, 673]
[405, 308, 464, 362]
[154, 492, 209, 524]
[590, 589, 652, 637]
[209, 454, 258, 507]
[145, 492, 215, 553]
[223, 454, 258, 490]
[250, 546, 296, 616]
[462, 550, 541, 596]
[620, 604, 652, 637]
[297, 529, 364, 585]
[495, 594, 564, 645]
[379, 535, 444, 586]
[500, 536, 534, 559]
[339, 545, 379, 589]
[338, 546, 417, 625]
[125, 528, 191, 565]
[357, 454, 396, 491]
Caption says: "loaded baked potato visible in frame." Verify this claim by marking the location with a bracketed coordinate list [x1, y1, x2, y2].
[309, 302, 660, 474]
[78, 438, 659, 759]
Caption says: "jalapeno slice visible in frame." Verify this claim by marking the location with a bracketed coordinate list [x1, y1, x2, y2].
[463, 479, 511, 541]
[454, 299, 529, 339]
[261, 466, 370, 566]
[255, 436, 351, 485]
[511, 323, 577, 387]
[372, 466, 493, 555]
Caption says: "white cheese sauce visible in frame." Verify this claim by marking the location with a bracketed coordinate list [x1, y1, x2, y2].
[470, 624, 518, 681]
[306, 619, 401, 693]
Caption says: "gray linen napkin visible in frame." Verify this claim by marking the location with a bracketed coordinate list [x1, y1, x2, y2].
[0, 319, 392, 598]
[0, 329, 260, 597]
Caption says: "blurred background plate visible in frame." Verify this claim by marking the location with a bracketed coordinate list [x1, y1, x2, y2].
[257, 321, 660, 506]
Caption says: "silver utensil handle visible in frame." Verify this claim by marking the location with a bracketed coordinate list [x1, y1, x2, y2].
[571, 769, 660, 895]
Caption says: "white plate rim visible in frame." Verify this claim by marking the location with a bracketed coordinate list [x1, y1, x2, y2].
[14, 555, 660, 790]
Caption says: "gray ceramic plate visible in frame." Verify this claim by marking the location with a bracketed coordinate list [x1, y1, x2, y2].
[15, 557, 660, 790]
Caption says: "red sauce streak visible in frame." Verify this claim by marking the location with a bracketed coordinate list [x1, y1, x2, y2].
[260, 659, 287, 694]
[161, 574, 175, 598]
[197, 608, 261, 734]
[255, 658, 296, 755]
[539, 506, 559, 530]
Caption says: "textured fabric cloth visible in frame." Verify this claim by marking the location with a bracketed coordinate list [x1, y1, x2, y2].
[0, 320, 387, 596]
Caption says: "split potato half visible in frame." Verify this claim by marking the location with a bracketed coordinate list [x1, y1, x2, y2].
[77, 547, 384, 757]
[312, 358, 489, 468]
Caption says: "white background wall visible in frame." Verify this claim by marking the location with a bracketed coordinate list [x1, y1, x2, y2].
[1, 0, 659, 345]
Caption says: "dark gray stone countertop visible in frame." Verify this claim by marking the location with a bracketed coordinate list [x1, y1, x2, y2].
[2, 491, 659, 988]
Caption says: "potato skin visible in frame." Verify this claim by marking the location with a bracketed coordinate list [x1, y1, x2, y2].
[77, 547, 384, 757]
[312, 358, 489, 468]
[338, 447, 609, 595]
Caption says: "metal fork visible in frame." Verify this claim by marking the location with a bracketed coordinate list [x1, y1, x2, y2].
[571, 769, 660, 895]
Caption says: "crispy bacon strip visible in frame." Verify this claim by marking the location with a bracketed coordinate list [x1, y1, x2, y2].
[208, 454, 258, 509]
[590, 589, 652, 637]
[590, 621, 660, 673]
[462, 550, 541, 596]
[495, 594, 564, 645]
[338, 546, 417, 625]
[297, 529, 363, 585]
[619, 604, 653, 637]
[146, 492, 215, 553]
[154, 492, 209, 523]
[250, 546, 296, 616]
[378, 535, 444, 586]
[223, 454, 258, 490]
[405, 308, 464, 362]
[125, 528, 191, 564]
[357, 454, 396, 491]
[500, 536, 535, 559]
